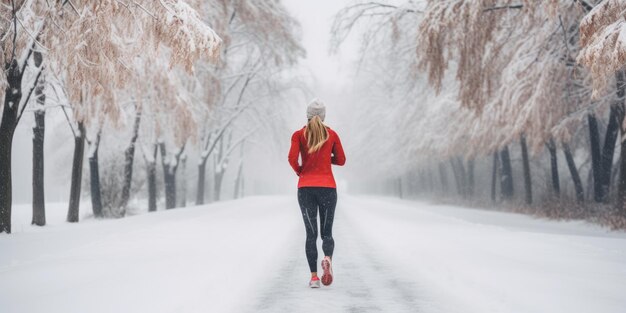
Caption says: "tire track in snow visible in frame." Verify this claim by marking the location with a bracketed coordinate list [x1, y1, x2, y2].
[245, 197, 425, 313]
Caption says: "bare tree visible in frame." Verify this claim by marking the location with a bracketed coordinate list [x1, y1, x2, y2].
[118, 106, 142, 214]
[31, 45, 46, 226]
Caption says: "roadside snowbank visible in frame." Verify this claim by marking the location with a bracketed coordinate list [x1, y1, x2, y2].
[344, 196, 626, 313]
[0, 197, 301, 313]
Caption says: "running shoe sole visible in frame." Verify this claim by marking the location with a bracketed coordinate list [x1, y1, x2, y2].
[321, 258, 333, 286]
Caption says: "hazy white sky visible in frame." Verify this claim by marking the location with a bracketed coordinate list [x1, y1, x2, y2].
[281, 0, 361, 133]
[282, 0, 360, 96]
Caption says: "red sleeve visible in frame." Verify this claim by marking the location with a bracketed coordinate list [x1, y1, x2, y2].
[331, 132, 346, 166]
[288, 131, 302, 175]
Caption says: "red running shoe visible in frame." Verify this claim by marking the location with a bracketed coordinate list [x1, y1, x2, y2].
[321, 256, 333, 286]
[309, 276, 321, 288]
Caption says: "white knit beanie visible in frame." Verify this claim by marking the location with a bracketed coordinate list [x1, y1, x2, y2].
[307, 98, 326, 121]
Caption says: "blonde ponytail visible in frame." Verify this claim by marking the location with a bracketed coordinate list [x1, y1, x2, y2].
[305, 115, 329, 153]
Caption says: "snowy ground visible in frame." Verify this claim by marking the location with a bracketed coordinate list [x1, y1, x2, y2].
[1, 195, 625, 313]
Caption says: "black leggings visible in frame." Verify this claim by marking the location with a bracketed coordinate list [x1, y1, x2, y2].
[297, 187, 337, 273]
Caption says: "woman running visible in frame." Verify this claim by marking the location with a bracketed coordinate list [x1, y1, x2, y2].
[288, 99, 346, 288]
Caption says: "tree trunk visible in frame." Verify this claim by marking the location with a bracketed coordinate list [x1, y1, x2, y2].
[599, 106, 619, 200]
[438, 163, 448, 192]
[617, 142, 626, 215]
[520, 136, 533, 205]
[119, 110, 141, 214]
[491, 152, 499, 203]
[563, 143, 584, 203]
[0, 60, 25, 234]
[500, 146, 514, 200]
[196, 159, 207, 205]
[67, 122, 86, 223]
[586, 101, 624, 203]
[547, 139, 560, 196]
[614, 70, 626, 215]
[467, 158, 475, 198]
[163, 173, 175, 209]
[453, 158, 467, 197]
[147, 145, 158, 212]
[449, 159, 463, 197]
[164, 171, 176, 209]
[32, 110, 45, 225]
[180, 155, 187, 208]
[237, 145, 245, 198]
[587, 113, 603, 202]
[602, 71, 626, 203]
[214, 169, 224, 202]
[0, 125, 16, 233]
[612, 156, 621, 197]
[31, 50, 46, 226]
[147, 162, 157, 212]
[234, 160, 243, 199]
[159, 143, 178, 209]
[88, 132, 103, 218]
[213, 137, 226, 202]
[448, 160, 458, 194]
[600, 70, 626, 203]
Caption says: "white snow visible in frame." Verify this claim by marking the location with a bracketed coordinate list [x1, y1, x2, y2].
[1, 195, 625, 313]
[1, 197, 299, 313]
[338, 196, 626, 313]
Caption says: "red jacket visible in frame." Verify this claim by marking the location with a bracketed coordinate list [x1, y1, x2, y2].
[288, 126, 346, 188]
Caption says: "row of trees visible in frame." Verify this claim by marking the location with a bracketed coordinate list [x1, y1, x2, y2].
[0, 0, 303, 233]
[334, 0, 626, 223]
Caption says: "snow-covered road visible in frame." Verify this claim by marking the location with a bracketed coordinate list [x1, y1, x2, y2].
[249, 197, 423, 313]
[1, 195, 625, 313]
